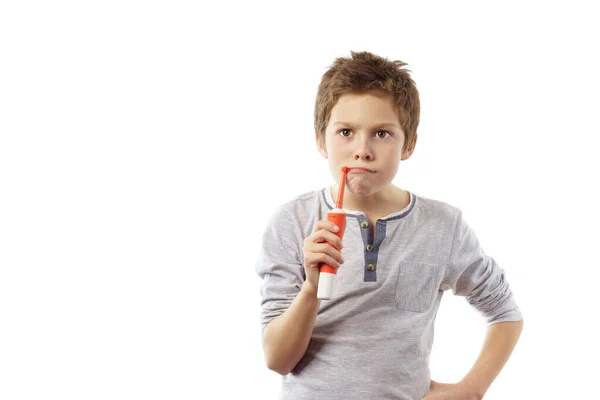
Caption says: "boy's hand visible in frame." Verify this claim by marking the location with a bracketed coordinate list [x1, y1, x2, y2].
[302, 220, 344, 294]
[420, 379, 482, 400]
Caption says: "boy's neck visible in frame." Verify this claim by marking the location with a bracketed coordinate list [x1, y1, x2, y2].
[329, 183, 409, 216]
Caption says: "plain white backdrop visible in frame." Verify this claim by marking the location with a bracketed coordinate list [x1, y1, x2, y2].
[1, 1, 598, 399]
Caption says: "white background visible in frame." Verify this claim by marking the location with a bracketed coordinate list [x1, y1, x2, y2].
[1, 1, 598, 399]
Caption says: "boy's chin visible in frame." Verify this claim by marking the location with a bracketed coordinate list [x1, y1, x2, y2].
[346, 181, 378, 196]
[346, 178, 395, 196]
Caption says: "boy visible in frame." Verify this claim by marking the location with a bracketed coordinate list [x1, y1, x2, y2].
[256, 51, 523, 399]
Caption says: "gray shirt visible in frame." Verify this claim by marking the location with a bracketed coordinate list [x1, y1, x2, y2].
[256, 187, 523, 399]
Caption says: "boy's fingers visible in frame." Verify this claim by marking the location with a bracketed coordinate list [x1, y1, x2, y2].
[315, 230, 343, 249]
[316, 220, 341, 233]
[315, 253, 341, 268]
[309, 231, 340, 249]
[319, 231, 342, 247]
[310, 243, 344, 264]
[307, 221, 343, 251]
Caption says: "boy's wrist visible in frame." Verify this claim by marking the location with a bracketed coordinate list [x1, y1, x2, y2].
[458, 377, 484, 400]
[301, 282, 319, 298]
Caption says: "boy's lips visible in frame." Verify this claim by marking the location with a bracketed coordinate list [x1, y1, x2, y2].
[348, 167, 375, 173]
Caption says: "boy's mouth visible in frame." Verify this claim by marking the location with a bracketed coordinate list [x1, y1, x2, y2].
[348, 167, 375, 173]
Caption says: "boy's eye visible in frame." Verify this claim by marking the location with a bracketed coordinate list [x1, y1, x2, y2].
[338, 129, 390, 138]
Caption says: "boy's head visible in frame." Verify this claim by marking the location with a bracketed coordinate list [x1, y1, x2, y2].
[314, 51, 420, 196]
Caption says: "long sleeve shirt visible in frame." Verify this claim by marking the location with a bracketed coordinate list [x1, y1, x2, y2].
[256, 187, 523, 399]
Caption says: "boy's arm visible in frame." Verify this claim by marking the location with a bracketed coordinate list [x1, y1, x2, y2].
[434, 209, 524, 398]
[459, 320, 524, 399]
[256, 206, 318, 375]
[262, 282, 320, 375]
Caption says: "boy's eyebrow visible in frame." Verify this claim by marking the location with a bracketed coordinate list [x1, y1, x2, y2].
[332, 121, 400, 130]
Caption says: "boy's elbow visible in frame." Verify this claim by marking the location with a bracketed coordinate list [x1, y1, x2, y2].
[262, 320, 294, 375]
[265, 357, 292, 376]
[263, 341, 293, 375]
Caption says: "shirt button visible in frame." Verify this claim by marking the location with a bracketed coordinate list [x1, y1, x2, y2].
[367, 263, 375, 271]
[366, 244, 373, 252]
[360, 221, 369, 228]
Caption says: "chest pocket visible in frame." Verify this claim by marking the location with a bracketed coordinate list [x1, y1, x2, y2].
[395, 261, 440, 313]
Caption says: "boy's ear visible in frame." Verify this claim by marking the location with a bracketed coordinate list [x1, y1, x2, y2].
[316, 132, 328, 159]
[401, 133, 418, 160]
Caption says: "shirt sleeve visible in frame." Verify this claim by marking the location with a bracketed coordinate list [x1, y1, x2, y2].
[442, 209, 523, 325]
[255, 206, 305, 335]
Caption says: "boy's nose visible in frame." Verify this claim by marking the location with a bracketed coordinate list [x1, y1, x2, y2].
[354, 147, 373, 161]
[354, 134, 373, 160]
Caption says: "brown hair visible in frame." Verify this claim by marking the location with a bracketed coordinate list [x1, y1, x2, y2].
[314, 51, 420, 153]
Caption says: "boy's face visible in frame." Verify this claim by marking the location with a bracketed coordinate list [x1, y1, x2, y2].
[316, 92, 416, 197]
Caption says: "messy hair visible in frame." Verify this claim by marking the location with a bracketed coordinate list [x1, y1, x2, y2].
[314, 51, 420, 153]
